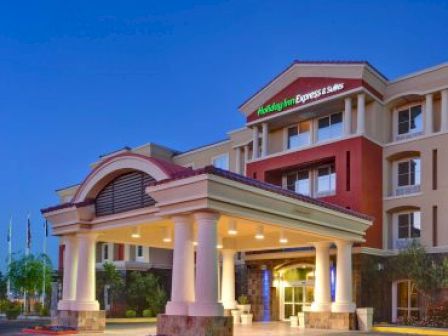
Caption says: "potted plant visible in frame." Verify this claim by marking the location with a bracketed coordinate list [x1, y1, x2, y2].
[237, 295, 253, 325]
[236, 295, 251, 314]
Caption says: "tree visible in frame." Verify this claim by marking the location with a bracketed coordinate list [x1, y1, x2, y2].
[7, 253, 52, 312]
[97, 262, 124, 310]
[126, 272, 168, 315]
[388, 241, 448, 316]
[0, 272, 7, 300]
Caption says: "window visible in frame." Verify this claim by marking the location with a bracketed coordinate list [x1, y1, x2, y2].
[396, 158, 421, 195]
[137, 245, 144, 258]
[317, 112, 343, 142]
[286, 170, 310, 196]
[95, 171, 156, 217]
[395, 280, 419, 321]
[287, 121, 311, 149]
[397, 212, 421, 240]
[316, 164, 336, 196]
[212, 154, 229, 170]
[397, 105, 423, 137]
[103, 244, 109, 261]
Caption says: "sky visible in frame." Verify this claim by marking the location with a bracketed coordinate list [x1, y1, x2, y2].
[0, 0, 447, 272]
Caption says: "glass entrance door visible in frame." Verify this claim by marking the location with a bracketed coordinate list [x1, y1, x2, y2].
[283, 284, 314, 320]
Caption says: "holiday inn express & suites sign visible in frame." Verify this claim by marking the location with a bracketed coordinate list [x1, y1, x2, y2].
[257, 82, 345, 117]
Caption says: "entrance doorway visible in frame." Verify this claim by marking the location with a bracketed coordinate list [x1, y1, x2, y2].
[280, 265, 314, 321]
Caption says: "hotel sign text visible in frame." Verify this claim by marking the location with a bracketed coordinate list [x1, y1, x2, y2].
[257, 83, 345, 117]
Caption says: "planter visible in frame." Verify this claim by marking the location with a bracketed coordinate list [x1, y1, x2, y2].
[236, 304, 251, 314]
[356, 307, 374, 331]
[230, 310, 241, 324]
[240, 313, 253, 325]
[298, 312, 305, 329]
[290, 316, 299, 327]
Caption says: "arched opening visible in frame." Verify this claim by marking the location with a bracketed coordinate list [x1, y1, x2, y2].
[95, 171, 156, 216]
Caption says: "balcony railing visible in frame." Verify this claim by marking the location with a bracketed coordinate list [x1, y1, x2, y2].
[395, 184, 421, 197]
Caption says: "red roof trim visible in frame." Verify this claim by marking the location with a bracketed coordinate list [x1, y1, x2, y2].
[41, 200, 94, 214]
[150, 166, 373, 221]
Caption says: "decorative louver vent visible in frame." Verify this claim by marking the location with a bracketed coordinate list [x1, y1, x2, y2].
[95, 171, 156, 216]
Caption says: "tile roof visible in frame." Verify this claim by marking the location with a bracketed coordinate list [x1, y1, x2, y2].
[152, 166, 373, 221]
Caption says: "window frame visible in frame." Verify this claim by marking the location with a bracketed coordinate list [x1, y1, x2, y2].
[315, 163, 337, 197]
[285, 170, 311, 196]
[286, 120, 312, 150]
[136, 245, 144, 260]
[103, 244, 110, 262]
[394, 103, 424, 141]
[316, 112, 343, 143]
[393, 210, 421, 249]
[392, 280, 419, 322]
[394, 157, 421, 196]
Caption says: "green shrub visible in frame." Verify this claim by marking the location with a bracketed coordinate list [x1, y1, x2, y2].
[237, 295, 249, 305]
[5, 301, 22, 320]
[142, 309, 153, 317]
[125, 309, 137, 318]
[33, 302, 43, 314]
[40, 307, 49, 317]
[0, 299, 8, 313]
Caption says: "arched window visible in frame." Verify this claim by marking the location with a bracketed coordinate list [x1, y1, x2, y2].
[95, 171, 156, 216]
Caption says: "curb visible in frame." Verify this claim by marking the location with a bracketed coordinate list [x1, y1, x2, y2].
[373, 326, 448, 335]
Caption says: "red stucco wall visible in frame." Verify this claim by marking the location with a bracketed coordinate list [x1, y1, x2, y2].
[246, 136, 383, 248]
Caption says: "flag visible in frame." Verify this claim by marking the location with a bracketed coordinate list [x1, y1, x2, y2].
[26, 215, 31, 252]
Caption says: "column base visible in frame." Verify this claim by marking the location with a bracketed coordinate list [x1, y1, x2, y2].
[166, 301, 190, 316]
[52, 310, 105, 332]
[332, 302, 356, 313]
[222, 300, 237, 310]
[188, 302, 224, 317]
[304, 311, 357, 330]
[57, 300, 73, 311]
[70, 300, 100, 311]
[310, 302, 332, 312]
[157, 314, 232, 336]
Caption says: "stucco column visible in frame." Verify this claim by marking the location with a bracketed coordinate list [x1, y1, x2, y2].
[58, 236, 79, 310]
[356, 93, 366, 135]
[332, 241, 356, 313]
[235, 147, 242, 175]
[72, 232, 99, 311]
[311, 242, 332, 312]
[166, 215, 195, 315]
[344, 97, 352, 136]
[441, 89, 448, 132]
[243, 145, 249, 176]
[425, 93, 433, 135]
[221, 249, 237, 310]
[261, 122, 268, 157]
[189, 212, 224, 317]
[252, 126, 260, 160]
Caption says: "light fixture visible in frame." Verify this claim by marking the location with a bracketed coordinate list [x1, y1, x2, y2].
[131, 226, 141, 239]
[228, 220, 238, 235]
[193, 241, 198, 247]
[216, 237, 223, 249]
[255, 224, 265, 240]
[279, 230, 288, 244]
[163, 227, 172, 243]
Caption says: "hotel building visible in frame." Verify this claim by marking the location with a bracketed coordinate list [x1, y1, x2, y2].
[43, 61, 448, 332]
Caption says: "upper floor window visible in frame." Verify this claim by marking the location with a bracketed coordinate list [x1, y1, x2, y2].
[287, 121, 311, 150]
[286, 170, 310, 196]
[317, 112, 343, 142]
[396, 105, 423, 140]
[137, 245, 144, 258]
[212, 154, 229, 170]
[95, 171, 156, 217]
[396, 158, 421, 196]
[103, 244, 109, 261]
[283, 163, 336, 198]
[393, 211, 421, 249]
[316, 164, 336, 196]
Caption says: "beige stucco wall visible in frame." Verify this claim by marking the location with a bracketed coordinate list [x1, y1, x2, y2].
[383, 132, 448, 248]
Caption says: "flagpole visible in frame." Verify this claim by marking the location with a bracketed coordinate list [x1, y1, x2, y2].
[24, 214, 31, 314]
[41, 220, 47, 306]
[7, 216, 12, 299]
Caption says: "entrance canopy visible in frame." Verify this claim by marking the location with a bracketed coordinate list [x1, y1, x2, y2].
[43, 164, 372, 250]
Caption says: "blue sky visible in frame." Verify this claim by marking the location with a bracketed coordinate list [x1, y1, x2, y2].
[0, 0, 447, 271]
